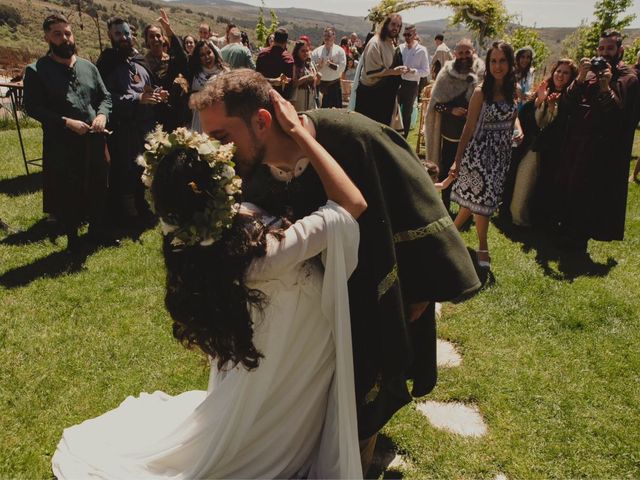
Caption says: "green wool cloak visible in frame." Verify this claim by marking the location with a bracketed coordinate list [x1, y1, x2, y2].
[24, 56, 112, 228]
[245, 109, 481, 438]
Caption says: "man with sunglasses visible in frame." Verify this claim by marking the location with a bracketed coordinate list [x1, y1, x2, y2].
[398, 24, 430, 138]
[24, 14, 115, 252]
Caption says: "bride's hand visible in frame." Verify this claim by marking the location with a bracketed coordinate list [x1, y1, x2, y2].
[269, 89, 304, 137]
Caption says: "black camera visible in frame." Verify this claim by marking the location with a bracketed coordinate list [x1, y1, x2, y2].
[590, 56, 609, 72]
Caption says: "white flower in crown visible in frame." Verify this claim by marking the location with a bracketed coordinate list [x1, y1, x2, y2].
[138, 126, 240, 247]
[224, 177, 242, 195]
[221, 164, 235, 179]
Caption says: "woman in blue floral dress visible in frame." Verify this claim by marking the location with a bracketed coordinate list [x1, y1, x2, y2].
[450, 41, 523, 268]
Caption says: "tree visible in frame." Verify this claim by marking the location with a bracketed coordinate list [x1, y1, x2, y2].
[255, 0, 279, 47]
[366, 0, 509, 48]
[506, 26, 550, 69]
[447, 0, 510, 49]
[562, 0, 636, 61]
[623, 36, 640, 65]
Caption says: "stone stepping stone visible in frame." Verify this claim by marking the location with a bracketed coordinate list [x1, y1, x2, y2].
[435, 302, 442, 319]
[416, 401, 488, 437]
[437, 339, 462, 368]
[387, 454, 410, 470]
[495, 474, 508, 480]
[367, 435, 412, 478]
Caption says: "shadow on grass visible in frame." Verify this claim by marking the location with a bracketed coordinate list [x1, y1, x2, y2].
[492, 216, 617, 281]
[366, 433, 404, 479]
[0, 171, 42, 196]
[0, 214, 157, 288]
[1, 218, 61, 245]
[0, 217, 18, 234]
[114, 213, 158, 243]
[0, 242, 101, 289]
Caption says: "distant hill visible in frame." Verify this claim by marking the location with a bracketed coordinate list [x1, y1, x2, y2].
[170, 0, 373, 43]
[1, 0, 639, 76]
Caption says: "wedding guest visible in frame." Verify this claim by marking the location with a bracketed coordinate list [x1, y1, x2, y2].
[350, 32, 364, 55]
[198, 23, 211, 40]
[139, 10, 190, 131]
[450, 41, 523, 269]
[221, 27, 255, 70]
[431, 33, 453, 80]
[24, 14, 114, 251]
[423, 38, 484, 213]
[343, 56, 358, 81]
[311, 26, 346, 108]
[182, 34, 196, 57]
[554, 30, 639, 251]
[264, 33, 275, 49]
[510, 59, 577, 227]
[290, 40, 319, 111]
[241, 31, 250, 49]
[299, 35, 312, 49]
[515, 46, 535, 109]
[256, 28, 294, 96]
[97, 17, 160, 223]
[355, 14, 407, 125]
[189, 40, 228, 131]
[398, 24, 430, 137]
[340, 36, 351, 57]
[422, 161, 455, 191]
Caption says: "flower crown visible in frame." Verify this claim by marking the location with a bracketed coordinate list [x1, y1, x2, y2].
[137, 126, 242, 247]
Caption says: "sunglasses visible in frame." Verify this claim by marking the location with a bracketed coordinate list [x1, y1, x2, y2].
[403, 32, 414, 37]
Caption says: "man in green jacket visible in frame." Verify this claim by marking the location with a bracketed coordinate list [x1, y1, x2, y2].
[24, 14, 114, 251]
[193, 69, 480, 470]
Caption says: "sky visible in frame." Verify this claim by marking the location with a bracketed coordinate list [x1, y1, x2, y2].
[232, 0, 640, 28]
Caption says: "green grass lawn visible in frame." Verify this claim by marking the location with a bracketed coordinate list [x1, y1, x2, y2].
[1, 127, 639, 478]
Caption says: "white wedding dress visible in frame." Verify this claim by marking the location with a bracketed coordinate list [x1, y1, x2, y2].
[52, 201, 363, 479]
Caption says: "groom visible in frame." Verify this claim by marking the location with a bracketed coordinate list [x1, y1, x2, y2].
[193, 69, 480, 466]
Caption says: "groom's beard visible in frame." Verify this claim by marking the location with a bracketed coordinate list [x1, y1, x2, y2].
[50, 41, 77, 59]
[235, 143, 266, 180]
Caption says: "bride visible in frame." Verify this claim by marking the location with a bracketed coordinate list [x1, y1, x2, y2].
[52, 91, 367, 479]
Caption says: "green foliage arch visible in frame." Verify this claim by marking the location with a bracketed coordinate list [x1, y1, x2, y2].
[366, 0, 510, 48]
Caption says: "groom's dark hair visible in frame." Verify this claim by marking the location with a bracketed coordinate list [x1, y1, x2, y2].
[190, 69, 274, 126]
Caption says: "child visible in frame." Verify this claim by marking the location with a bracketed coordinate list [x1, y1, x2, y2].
[423, 160, 455, 191]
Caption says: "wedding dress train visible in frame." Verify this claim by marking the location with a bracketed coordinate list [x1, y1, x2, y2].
[52, 202, 362, 479]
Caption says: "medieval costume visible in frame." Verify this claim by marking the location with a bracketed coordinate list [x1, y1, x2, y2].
[244, 109, 481, 440]
[555, 64, 639, 247]
[24, 56, 111, 237]
[431, 42, 453, 80]
[424, 57, 484, 210]
[98, 50, 156, 219]
[355, 35, 403, 127]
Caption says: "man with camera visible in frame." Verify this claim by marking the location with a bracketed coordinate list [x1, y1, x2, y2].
[555, 30, 639, 251]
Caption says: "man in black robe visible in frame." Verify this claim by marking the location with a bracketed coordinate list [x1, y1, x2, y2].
[556, 30, 639, 250]
[192, 69, 480, 469]
[24, 14, 113, 251]
[97, 18, 161, 222]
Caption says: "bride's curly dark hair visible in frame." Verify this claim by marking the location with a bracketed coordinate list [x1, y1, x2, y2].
[151, 147, 269, 370]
